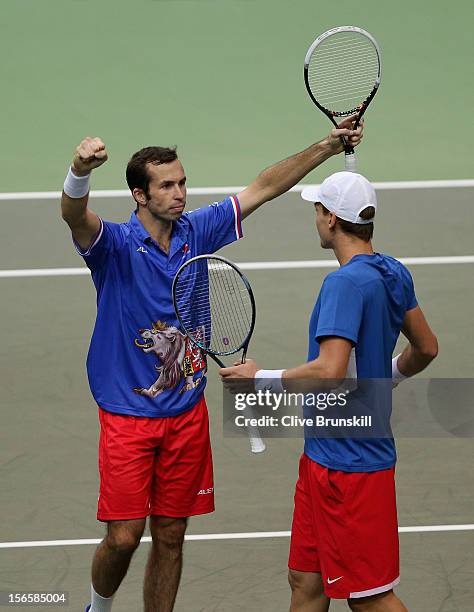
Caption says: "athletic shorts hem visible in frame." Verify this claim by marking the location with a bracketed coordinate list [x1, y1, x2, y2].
[288, 561, 321, 573]
[150, 504, 215, 518]
[349, 576, 400, 599]
[97, 511, 149, 523]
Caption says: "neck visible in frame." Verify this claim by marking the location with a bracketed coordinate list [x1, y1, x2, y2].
[137, 208, 173, 252]
[333, 238, 374, 266]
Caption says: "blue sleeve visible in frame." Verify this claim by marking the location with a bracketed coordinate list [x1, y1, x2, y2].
[184, 196, 243, 253]
[315, 274, 363, 345]
[401, 265, 418, 311]
[73, 218, 124, 272]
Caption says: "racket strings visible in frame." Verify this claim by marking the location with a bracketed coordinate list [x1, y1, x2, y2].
[310, 38, 376, 58]
[211, 264, 252, 348]
[310, 47, 377, 65]
[174, 259, 253, 354]
[209, 264, 252, 351]
[208, 269, 241, 350]
[208, 267, 251, 352]
[306, 33, 379, 114]
[173, 273, 211, 345]
[309, 63, 379, 86]
[308, 67, 379, 94]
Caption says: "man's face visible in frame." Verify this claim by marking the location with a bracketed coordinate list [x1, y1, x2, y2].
[315, 202, 333, 249]
[142, 159, 187, 221]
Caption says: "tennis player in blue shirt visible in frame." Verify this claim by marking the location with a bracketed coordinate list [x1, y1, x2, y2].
[61, 122, 362, 612]
[221, 172, 438, 612]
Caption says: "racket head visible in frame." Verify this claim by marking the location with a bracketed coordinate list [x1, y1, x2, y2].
[304, 26, 381, 121]
[172, 254, 256, 358]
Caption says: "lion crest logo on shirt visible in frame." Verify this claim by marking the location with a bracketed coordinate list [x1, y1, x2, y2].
[133, 320, 206, 398]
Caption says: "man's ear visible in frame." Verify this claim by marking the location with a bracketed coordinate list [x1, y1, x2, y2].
[328, 212, 337, 229]
[133, 188, 147, 207]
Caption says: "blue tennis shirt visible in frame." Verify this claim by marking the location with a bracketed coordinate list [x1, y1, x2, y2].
[305, 253, 418, 472]
[75, 196, 243, 417]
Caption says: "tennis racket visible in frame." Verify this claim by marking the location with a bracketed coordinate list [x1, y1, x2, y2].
[172, 254, 265, 453]
[304, 25, 382, 172]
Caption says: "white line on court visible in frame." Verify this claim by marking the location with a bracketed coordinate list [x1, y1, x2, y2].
[0, 179, 473, 201]
[1, 256, 474, 279]
[1, 525, 473, 550]
[0, 268, 91, 278]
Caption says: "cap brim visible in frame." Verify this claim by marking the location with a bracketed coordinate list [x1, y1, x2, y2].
[301, 185, 321, 203]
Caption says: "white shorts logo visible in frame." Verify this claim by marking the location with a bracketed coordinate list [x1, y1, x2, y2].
[197, 487, 214, 496]
[327, 576, 344, 585]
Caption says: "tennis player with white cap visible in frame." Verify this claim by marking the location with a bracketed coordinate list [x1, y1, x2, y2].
[221, 171, 438, 611]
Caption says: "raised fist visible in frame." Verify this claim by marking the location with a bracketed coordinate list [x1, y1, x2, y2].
[72, 137, 108, 176]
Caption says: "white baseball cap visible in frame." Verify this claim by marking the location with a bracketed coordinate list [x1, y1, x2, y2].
[301, 171, 377, 224]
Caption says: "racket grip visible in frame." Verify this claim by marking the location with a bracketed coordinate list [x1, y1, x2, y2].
[246, 405, 266, 453]
[344, 151, 357, 173]
[249, 434, 266, 453]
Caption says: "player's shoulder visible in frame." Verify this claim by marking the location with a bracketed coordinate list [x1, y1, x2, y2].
[184, 197, 234, 217]
[323, 266, 361, 291]
[103, 217, 132, 238]
[377, 253, 405, 269]
[182, 197, 235, 227]
[325, 267, 347, 282]
[96, 217, 133, 253]
[325, 253, 404, 287]
[344, 253, 408, 276]
[347, 253, 415, 295]
[103, 217, 131, 232]
[377, 253, 414, 281]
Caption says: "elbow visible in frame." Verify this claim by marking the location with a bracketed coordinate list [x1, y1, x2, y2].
[419, 335, 439, 362]
[427, 336, 439, 361]
[61, 207, 83, 228]
[427, 333, 439, 360]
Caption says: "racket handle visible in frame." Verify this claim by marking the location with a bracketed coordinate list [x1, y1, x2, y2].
[344, 151, 357, 172]
[249, 434, 266, 453]
[246, 405, 266, 453]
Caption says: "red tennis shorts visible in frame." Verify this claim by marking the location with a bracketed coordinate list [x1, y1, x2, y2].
[288, 453, 400, 599]
[97, 396, 214, 521]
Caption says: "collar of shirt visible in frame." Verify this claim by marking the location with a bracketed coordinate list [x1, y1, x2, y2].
[129, 211, 188, 258]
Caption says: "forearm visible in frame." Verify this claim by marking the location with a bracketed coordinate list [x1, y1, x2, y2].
[280, 358, 345, 393]
[396, 343, 437, 378]
[284, 359, 330, 380]
[253, 138, 334, 202]
[61, 167, 90, 226]
[61, 192, 90, 226]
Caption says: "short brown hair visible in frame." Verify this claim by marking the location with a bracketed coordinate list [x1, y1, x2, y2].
[319, 203, 375, 242]
[126, 146, 178, 199]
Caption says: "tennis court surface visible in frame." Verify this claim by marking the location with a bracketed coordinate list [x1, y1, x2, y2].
[1, 182, 473, 611]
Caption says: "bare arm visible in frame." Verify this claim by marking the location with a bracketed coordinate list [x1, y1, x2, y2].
[237, 116, 364, 219]
[282, 337, 352, 384]
[220, 337, 352, 391]
[396, 305, 438, 377]
[61, 137, 108, 251]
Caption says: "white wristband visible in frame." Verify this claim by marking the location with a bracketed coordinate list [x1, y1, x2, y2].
[255, 369, 285, 393]
[392, 354, 407, 387]
[63, 167, 90, 199]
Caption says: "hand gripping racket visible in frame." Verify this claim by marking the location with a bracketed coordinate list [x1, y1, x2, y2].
[172, 254, 265, 453]
[304, 25, 382, 172]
